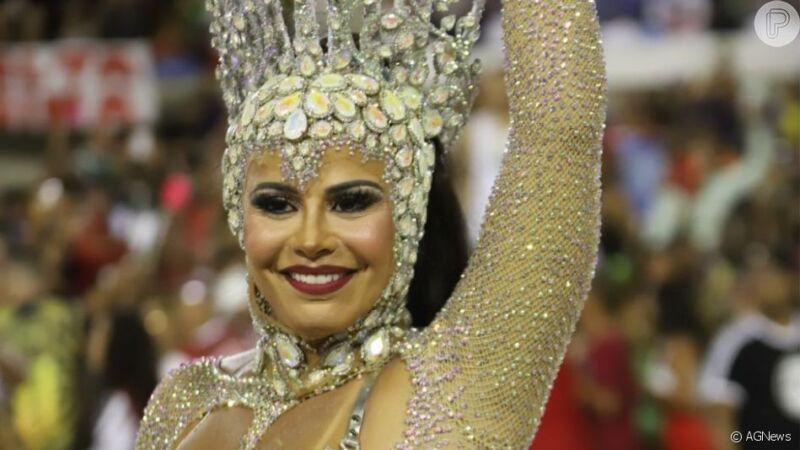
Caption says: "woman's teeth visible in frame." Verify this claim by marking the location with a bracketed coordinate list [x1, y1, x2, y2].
[289, 273, 345, 284]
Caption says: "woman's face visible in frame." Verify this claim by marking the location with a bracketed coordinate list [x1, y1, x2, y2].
[243, 148, 395, 342]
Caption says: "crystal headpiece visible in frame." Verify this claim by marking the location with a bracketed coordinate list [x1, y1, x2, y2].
[207, 0, 485, 240]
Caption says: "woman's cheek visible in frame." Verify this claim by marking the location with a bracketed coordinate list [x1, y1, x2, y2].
[332, 209, 394, 266]
[244, 214, 290, 269]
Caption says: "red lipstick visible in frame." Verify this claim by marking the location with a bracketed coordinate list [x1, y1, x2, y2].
[281, 265, 355, 296]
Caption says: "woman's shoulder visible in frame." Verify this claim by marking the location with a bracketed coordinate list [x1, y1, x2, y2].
[137, 355, 237, 450]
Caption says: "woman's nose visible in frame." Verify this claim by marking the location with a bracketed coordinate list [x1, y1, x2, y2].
[293, 207, 334, 260]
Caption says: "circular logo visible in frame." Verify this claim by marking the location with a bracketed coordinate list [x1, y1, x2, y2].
[730, 431, 743, 443]
[754, 1, 800, 47]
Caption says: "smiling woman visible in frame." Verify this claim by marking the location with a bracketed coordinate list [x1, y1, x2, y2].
[244, 149, 395, 343]
[135, 0, 607, 448]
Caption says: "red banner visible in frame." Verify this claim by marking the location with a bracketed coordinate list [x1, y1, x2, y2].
[0, 40, 157, 130]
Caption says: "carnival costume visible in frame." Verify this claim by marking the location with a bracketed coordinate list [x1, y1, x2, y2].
[136, 0, 607, 447]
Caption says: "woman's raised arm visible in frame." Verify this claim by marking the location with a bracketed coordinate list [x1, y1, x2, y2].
[414, 0, 607, 446]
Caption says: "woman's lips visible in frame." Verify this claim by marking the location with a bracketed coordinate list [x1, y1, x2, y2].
[281, 265, 355, 297]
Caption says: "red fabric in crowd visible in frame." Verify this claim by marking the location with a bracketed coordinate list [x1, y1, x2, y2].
[530, 358, 592, 450]
[584, 330, 642, 450]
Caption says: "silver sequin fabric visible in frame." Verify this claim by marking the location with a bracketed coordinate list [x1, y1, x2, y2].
[135, 0, 607, 448]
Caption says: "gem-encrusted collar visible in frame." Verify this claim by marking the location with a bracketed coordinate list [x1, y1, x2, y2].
[248, 285, 411, 400]
[253, 321, 408, 400]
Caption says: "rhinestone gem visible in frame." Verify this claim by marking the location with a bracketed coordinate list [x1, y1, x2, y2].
[332, 93, 357, 121]
[390, 125, 408, 144]
[398, 215, 417, 237]
[309, 120, 332, 138]
[395, 32, 414, 50]
[233, 15, 246, 31]
[421, 144, 435, 170]
[268, 121, 283, 137]
[364, 104, 388, 131]
[273, 378, 287, 397]
[378, 45, 393, 58]
[262, 75, 282, 94]
[431, 86, 449, 105]
[324, 344, 354, 375]
[410, 190, 425, 214]
[332, 52, 351, 70]
[274, 93, 302, 118]
[304, 89, 332, 118]
[423, 109, 444, 137]
[312, 73, 346, 91]
[381, 13, 401, 30]
[275, 334, 302, 368]
[362, 329, 390, 364]
[348, 120, 366, 141]
[278, 76, 305, 93]
[365, 134, 377, 150]
[400, 87, 422, 110]
[408, 118, 425, 145]
[449, 112, 464, 128]
[364, 309, 381, 328]
[395, 148, 413, 168]
[240, 100, 256, 125]
[398, 177, 415, 197]
[347, 74, 379, 95]
[392, 70, 408, 87]
[284, 109, 308, 140]
[298, 141, 311, 156]
[348, 90, 368, 106]
[380, 90, 407, 122]
[291, 155, 304, 171]
[299, 55, 316, 77]
[410, 66, 428, 86]
[441, 15, 456, 30]
[242, 124, 254, 140]
[308, 370, 326, 386]
[257, 86, 272, 102]
[254, 101, 275, 124]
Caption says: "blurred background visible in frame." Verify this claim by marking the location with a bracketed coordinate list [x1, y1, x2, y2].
[0, 1, 797, 449]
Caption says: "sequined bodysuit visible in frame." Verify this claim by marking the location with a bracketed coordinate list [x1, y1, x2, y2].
[136, 0, 606, 448]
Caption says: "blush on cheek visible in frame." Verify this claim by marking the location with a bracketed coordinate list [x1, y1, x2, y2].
[243, 214, 287, 270]
[331, 210, 394, 267]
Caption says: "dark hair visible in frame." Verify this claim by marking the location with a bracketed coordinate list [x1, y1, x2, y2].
[101, 311, 158, 417]
[406, 140, 469, 327]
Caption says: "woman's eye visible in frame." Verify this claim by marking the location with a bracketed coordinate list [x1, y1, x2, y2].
[331, 190, 381, 213]
[251, 194, 297, 215]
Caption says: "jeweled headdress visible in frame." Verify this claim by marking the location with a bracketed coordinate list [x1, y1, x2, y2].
[207, 0, 485, 397]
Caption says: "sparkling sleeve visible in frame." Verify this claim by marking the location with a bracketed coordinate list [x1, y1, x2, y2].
[135, 360, 226, 450]
[409, 0, 606, 446]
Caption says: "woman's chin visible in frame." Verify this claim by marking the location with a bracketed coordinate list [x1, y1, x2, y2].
[279, 300, 362, 342]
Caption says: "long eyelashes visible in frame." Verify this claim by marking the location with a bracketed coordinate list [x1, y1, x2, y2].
[250, 187, 383, 216]
[330, 187, 382, 213]
[250, 193, 297, 215]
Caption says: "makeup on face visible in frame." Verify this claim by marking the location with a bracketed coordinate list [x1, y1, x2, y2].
[249, 180, 385, 218]
[280, 265, 356, 297]
[243, 150, 396, 341]
[249, 180, 386, 298]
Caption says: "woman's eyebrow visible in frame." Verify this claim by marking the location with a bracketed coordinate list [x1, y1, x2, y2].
[325, 180, 383, 196]
[251, 182, 298, 195]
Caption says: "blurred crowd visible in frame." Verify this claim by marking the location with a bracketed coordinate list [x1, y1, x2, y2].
[0, 1, 798, 450]
[2, 0, 798, 43]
